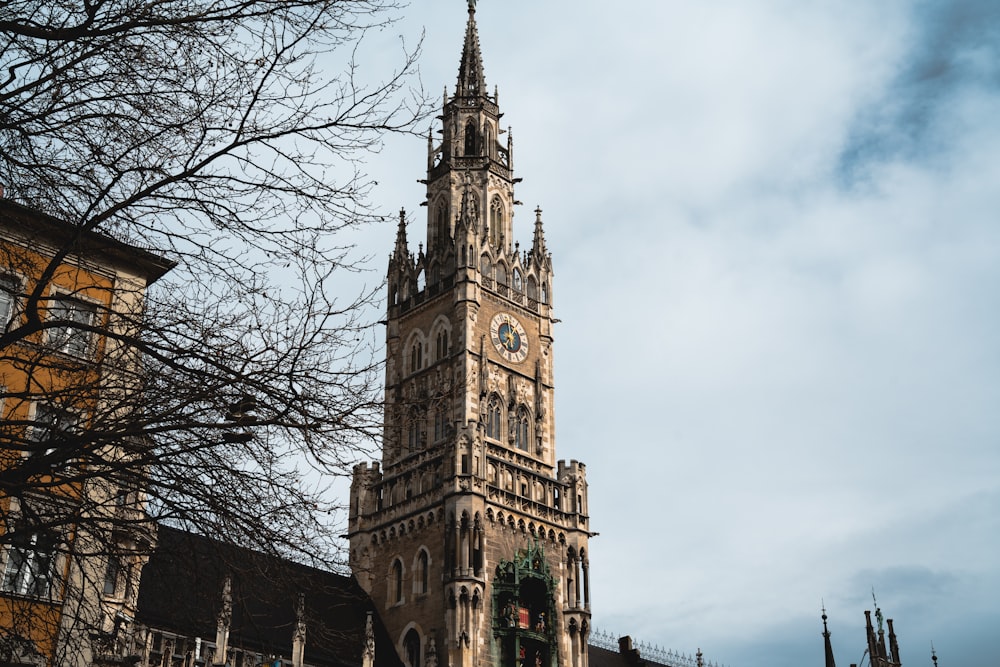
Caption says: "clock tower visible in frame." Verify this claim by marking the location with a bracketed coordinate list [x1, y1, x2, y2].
[349, 5, 592, 667]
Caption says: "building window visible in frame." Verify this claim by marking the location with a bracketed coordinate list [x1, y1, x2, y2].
[2, 530, 56, 597]
[514, 408, 531, 452]
[406, 409, 422, 453]
[436, 329, 449, 360]
[410, 340, 423, 374]
[0, 275, 18, 329]
[433, 405, 447, 442]
[392, 559, 404, 604]
[464, 120, 478, 156]
[49, 296, 98, 357]
[485, 395, 502, 441]
[496, 263, 508, 286]
[28, 403, 75, 457]
[103, 556, 121, 596]
[479, 254, 491, 279]
[404, 629, 422, 667]
[512, 268, 523, 292]
[416, 550, 429, 595]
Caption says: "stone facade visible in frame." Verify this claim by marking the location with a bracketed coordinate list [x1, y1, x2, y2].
[348, 5, 592, 667]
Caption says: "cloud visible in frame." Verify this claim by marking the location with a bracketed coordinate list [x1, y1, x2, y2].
[352, 2, 1000, 666]
[838, 0, 1000, 180]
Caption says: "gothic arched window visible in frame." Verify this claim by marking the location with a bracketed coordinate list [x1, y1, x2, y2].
[484, 123, 495, 159]
[526, 276, 538, 301]
[514, 407, 531, 452]
[416, 550, 429, 595]
[496, 262, 508, 286]
[464, 120, 478, 156]
[479, 254, 492, 279]
[486, 395, 503, 441]
[512, 268, 523, 292]
[410, 340, 423, 374]
[436, 329, 449, 360]
[392, 559, 404, 604]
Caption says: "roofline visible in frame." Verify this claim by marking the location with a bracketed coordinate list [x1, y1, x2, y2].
[0, 196, 177, 285]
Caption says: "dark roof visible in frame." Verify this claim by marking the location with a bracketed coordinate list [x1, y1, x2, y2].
[588, 642, 673, 667]
[137, 525, 402, 667]
[0, 197, 175, 285]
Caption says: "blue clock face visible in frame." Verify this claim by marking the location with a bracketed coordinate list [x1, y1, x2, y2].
[490, 313, 529, 363]
[497, 322, 521, 352]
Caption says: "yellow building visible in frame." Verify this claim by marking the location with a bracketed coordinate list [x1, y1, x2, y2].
[0, 196, 173, 666]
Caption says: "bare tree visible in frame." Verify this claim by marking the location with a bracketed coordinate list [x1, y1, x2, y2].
[0, 0, 427, 662]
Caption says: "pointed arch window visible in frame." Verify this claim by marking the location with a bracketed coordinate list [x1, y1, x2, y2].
[404, 629, 422, 667]
[486, 395, 503, 441]
[416, 550, 430, 595]
[464, 120, 478, 156]
[436, 329, 449, 360]
[484, 123, 495, 159]
[512, 268, 523, 292]
[526, 276, 538, 301]
[392, 559, 404, 604]
[479, 254, 492, 279]
[514, 407, 531, 452]
[496, 263, 508, 286]
[410, 340, 423, 374]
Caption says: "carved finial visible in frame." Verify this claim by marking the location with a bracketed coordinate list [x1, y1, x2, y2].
[362, 612, 376, 667]
[468, 0, 477, 12]
[426, 639, 439, 667]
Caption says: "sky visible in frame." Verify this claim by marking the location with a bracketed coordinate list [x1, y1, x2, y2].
[341, 2, 1000, 666]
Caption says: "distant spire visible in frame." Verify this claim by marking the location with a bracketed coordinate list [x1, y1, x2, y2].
[457, 0, 486, 97]
[931, 642, 938, 667]
[531, 206, 547, 257]
[887, 619, 900, 666]
[394, 208, 409, 257]
[823, 605, 837, 667]
[865, 610, 879, 667]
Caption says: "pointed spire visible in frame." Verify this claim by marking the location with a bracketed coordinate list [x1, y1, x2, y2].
[822, 605, 837, 667]
[887, 618, 900, 666]
[531, 206, 548, 257]
[457, 0, 486, 97]
[865, 610, 879, 667]
[393, 208, 409, 258]
[427, 127, 435, 171]
[931, 642, 938, 667]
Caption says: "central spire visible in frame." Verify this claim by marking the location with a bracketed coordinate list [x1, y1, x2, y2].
[457, 0, 486, 97]
[822, 606, 837, 667]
